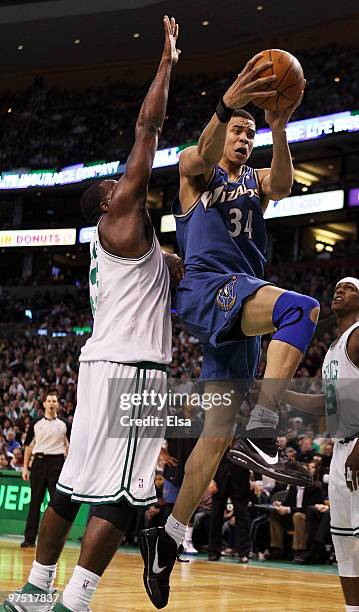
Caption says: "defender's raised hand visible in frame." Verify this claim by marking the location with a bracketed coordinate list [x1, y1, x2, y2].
[162, 15, 181, 65]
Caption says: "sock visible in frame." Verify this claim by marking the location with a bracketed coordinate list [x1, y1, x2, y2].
[346, 606, 359, 611]
[165, 514, 186, 547]
[246, 404, 279, 431]
[28, 560, 57, 591]
[62, 565, 100, 612]
[184, 526, 193, 543]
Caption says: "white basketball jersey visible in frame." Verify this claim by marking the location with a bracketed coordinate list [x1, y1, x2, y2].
[322, 321, 359, 438]
[80, 224, 172, 364]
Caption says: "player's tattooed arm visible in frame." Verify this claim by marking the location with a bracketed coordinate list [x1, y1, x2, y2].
[347, 327, 359, 367]
[283, 389, 325, 415]
[110, 16, 179, 212]
[100, 16, 180, 257]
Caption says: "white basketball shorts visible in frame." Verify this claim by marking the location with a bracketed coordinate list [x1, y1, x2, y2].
[57, 361, 167, 506]
[329, 439, 359, 575]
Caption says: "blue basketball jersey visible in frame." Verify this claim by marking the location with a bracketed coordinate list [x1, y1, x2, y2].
[172, 163, 270, 380]
[173, 164, 267, 278]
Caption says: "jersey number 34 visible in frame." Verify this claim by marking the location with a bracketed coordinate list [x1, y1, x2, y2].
[228, 208, 253, 239]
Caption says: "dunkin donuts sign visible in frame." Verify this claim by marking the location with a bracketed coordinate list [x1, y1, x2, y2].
[0, 228, 76, 247]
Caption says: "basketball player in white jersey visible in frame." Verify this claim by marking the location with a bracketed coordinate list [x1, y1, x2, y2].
[3, 16, 181, 612]
[284, 277, 359, 612]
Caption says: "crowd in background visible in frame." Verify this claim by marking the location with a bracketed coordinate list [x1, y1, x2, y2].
[1, 255, 356, 564]
[0, 43, 357, 170]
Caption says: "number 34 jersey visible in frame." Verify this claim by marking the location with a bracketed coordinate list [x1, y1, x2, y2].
[322, 321, 359, 439]
[173, 164, 266, 278]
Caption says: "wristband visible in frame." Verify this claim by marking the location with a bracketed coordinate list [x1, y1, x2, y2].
[215, 97, 234, 123]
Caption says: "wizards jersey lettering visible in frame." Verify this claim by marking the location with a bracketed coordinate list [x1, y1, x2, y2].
[173, 164, 266, 279]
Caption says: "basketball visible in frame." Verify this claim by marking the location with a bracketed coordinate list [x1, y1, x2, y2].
[252, 49, 304, 112]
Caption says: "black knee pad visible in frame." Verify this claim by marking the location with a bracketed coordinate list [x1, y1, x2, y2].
[91, 500, 136, 532]
[49, 490, 81, 523]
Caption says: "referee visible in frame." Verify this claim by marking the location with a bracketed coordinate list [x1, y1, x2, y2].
[21, 389, 70, 548]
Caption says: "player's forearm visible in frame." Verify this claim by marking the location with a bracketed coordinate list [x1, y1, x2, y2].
[284, 390, 325, 414]
[196, 114, 228, 166]
[136, 58, 173, 135]
[267, 129, 293, 198]
[23, 446, 32, 469]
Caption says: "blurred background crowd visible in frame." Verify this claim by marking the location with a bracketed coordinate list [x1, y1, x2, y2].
[0, 44, 357, 171]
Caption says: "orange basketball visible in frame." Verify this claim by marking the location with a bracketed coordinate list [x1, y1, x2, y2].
[252, 49, 304, 112]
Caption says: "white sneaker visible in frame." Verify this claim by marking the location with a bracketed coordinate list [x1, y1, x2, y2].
[182, 540, 198, 554]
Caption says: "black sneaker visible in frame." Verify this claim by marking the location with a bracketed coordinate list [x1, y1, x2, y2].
[139, 526, 182, 609]
[227, 437, 313, 486]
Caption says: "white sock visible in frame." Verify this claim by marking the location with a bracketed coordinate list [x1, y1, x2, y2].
[184, 526, 193, 542]
[28, 560, 57, 591]
[346, 606, 359, 611]
[165, 514, 186, 547]
[62, 565, 100, 612]
[246, 404, 279, 430]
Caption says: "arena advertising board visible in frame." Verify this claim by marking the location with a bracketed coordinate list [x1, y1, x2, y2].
[160, 214, 177, 233]
[0, 147, 179, 191]
[349, 188, 359, 207]
[264, 190, 344, 219]
[0, 111, 357, 190]
[0, 228, 76, 247]
[254, 110, 359, 148]
[79, 226, 96, 243]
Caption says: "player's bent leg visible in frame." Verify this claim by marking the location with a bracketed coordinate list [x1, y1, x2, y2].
[228, 287, 319, 486]
[2, 493, 81, 612]
[139, 390, 238, 609]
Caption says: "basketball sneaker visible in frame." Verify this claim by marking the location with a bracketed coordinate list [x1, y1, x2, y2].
[139, 526, 183, 609]
[227, 436, 313, 486]
[3, 582, 55, 612]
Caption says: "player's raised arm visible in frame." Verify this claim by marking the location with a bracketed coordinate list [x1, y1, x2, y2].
[97, 16, 180, 256]
[257, 86, 305, 210]
[179, 53, 277, 179]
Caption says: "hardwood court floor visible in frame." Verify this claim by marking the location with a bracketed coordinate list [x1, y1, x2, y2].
[1, 539, 345, 612]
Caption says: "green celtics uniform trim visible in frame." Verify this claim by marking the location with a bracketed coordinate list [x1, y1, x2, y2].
[120, 369, 141, 490]
[125, 370, 146, 492]
[56, 483, 157, 506]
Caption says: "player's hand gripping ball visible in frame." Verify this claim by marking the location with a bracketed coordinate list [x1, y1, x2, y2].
[252, 49, 304, 112]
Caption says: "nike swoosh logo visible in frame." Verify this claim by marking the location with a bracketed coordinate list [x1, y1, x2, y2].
[247, 439, 279, 465]
[152, 538, 167, 574]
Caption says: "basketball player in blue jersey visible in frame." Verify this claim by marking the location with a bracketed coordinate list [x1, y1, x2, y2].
[140, 53, 320, 609]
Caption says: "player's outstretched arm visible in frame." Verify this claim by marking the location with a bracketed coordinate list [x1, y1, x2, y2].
[99, 16, 179, 257]
[257, 86, 305, 209]
[103, 15, 180, 220]
[284, 389, 325, 415]
[179, 53, 277, 179]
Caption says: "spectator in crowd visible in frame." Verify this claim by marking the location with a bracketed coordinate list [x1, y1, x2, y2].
[9, 446, 24, 472]
[6, 429, 21, 453]
[207, 454, 251, 563]
[304, 500, 331, 564]
[266, 463, 325, 563]
[0, 453, 9, 469]
[296, 436, 316, 463]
